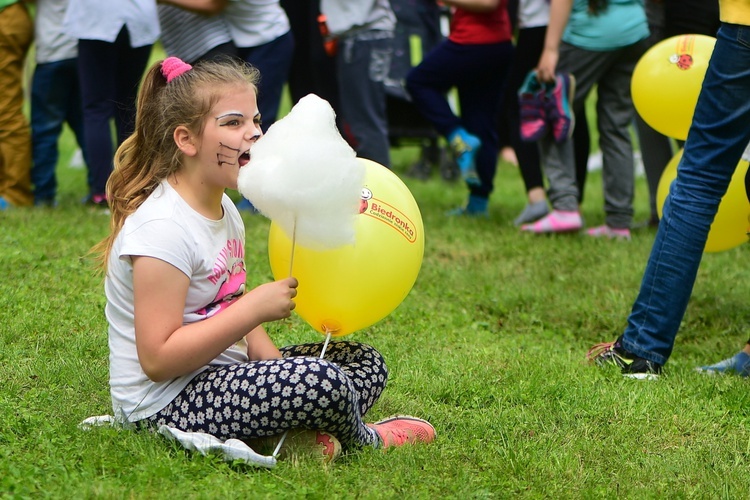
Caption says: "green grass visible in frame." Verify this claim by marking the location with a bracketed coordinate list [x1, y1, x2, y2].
[3, 114, 750, 498]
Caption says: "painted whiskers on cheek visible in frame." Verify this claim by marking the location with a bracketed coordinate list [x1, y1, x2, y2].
[217, 142, 241, 166]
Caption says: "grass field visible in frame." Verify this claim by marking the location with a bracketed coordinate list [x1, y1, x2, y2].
[3, 101, 750, 498]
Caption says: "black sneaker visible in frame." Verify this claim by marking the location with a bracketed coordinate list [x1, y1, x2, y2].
[586, 338, 662, 380]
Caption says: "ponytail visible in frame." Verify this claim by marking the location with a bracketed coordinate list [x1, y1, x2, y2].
[92, 57, 260, 272]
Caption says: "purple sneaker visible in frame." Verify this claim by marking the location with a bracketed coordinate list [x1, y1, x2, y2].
[545, 72, 576, 143]
[518, 70, 547, 142]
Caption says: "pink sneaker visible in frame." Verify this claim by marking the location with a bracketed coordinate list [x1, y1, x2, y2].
[586, 225, 631, 240]
[518, 70, 548, 142]
[545, 72, 576, 143]
[520, 210, 582, 233]
[367, 415, 436, 448]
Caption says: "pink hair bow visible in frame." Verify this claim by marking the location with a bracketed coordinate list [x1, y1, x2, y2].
[161, 57, 192, 83]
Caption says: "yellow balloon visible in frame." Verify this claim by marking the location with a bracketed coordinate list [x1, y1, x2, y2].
[631, 34, 716, 140]
[657, 148, 750, 253]
[268, 158, 425, 337]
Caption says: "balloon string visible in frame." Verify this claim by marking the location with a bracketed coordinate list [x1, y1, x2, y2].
[274, 218, 297, 459]
[288, 217, 297, 278]
[320, 329, 332, 359]
[272, 430, 288, 458]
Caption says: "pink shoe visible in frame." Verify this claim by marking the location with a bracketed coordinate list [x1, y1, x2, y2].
[367, 415, 436, 448]
[520, 210, 582, 233]
[586, 225, 631, 240]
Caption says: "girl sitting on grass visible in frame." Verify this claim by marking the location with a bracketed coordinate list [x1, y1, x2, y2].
[93, 56, 435, 460]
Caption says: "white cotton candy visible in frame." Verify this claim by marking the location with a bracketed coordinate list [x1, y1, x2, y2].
[237, 94, 365, 250]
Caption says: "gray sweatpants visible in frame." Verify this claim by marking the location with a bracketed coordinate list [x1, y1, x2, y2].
[541, 39, 648, 229]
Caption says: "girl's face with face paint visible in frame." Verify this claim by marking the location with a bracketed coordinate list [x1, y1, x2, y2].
[195, 84, 263, 191]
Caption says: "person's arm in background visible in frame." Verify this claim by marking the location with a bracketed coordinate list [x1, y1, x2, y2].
[535, 0, 572, 82]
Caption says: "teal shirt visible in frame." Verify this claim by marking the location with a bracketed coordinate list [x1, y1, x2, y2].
[563, 0, 649, 51]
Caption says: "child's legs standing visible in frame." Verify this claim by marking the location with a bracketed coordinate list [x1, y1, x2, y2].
[30, 60, 72, 203]
[404, 40, 464, 137]
[112, 30, 152, 146]
[145, 342, 386, 449]
[77, 38, 119, 197]
[63, 58, 90, 188]
[506, 27, 546, 194]
[596, 41, 649, 229]
[538, 45, 591, 211]
[457, 41, 513, 199]
[0, 3, 33, 206]
[336, 32, 393, 168]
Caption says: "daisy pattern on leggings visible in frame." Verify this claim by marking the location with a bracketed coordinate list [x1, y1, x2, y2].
[146, 342, 387, 448]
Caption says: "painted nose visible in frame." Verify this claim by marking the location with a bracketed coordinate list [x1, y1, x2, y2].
[247, 129, 261, 142]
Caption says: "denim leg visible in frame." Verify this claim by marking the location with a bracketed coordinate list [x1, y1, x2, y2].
[30, 61, 69, 202]
[337, 33, 393, 168]
[621, 23, 750, 365]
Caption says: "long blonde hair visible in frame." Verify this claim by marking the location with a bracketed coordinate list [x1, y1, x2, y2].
[93, 57, 260, 271]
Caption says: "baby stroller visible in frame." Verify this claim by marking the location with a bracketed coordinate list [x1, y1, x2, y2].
[386, 0, 458, 181]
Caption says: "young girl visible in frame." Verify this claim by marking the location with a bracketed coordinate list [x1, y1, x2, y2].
[520, 0, 650, 238]
[95, 56, 435, 458]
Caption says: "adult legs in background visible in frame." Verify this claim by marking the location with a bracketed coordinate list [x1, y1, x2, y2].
[634, 114, 673, 225]
[238, 31, 295, 132]
[505, 26, 549, 225]
[0, 3, 33, 207]
[407, 39, 513, 212]
[594, 41, 648, 230]
[31, 58, 88, 204]
[336, 33, 393, 168]
[632, 0, 674, 226]
[77, 27, 151, 200]
[281, 0, 340, 112]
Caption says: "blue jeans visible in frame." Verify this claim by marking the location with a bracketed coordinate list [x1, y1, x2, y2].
[621, 23, 750, 365]
[30, 58, 88, 202]
[336, 31, 393, 168]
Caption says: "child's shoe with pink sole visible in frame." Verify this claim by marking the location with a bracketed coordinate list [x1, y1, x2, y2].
[520, 209, 582, 233]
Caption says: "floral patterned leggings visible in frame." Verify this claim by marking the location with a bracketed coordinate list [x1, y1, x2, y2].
[144, 341, 387, 448]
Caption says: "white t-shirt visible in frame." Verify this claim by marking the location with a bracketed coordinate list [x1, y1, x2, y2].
[106, 180, 249, 422]
[35, 0, 78, 64]
[62, 0, 160, 48]
[518, 0, 550, 29]
[223, 0, 290, 49]
[320, 0, 396, 37]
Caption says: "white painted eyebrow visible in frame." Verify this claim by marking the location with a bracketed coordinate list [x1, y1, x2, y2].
[215, 111, 244, 120]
